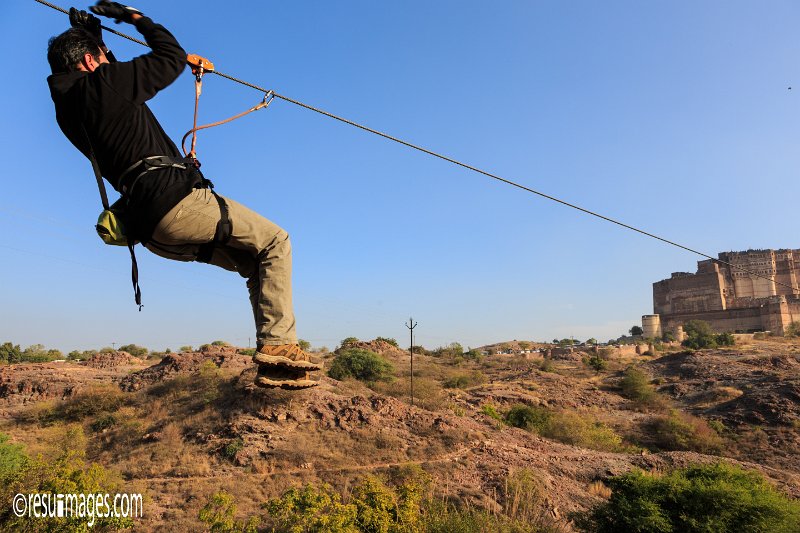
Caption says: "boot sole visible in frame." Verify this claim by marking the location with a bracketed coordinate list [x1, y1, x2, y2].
[254, 376, 319, 390]
[252, 353, 323, 371]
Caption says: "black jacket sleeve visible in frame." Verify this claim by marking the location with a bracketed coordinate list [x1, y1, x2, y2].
[97, 16, 187, 105]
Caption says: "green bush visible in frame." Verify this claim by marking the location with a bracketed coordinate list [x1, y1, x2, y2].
[0, 342, 22, 364]
[179, 345, 193, 352]
[340, 337, 360, 348]
[619, 366, 664, 410]
[211, 340, 229, 346]
[222, 438, 244, 461]
[1, 426, 134, 530]
[505, 405, 552, 433]
[541, 411, 624, 452]
[67, 349, 97, 361]
[199, 490, 259, 532]
[682, 320, 734, 350]
[481, 404, 506, 424]
[583, 353, 608, 372]
[505, 405, 625, 452]
[90, 413, 117, 433]
[538, 358, 555, 372]
[0, 433, 28, 485]
[716, 332, 735, 346]
[298, 339, 312, 351]
[580, 463, 800, 533]
[265, 474, 427, 533]
[375, 337, 399, 348]
[118, 344, 148, 357]
[328, 349, 394, 382]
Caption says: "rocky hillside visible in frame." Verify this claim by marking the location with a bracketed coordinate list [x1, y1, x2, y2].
[1, 338, 798, 530]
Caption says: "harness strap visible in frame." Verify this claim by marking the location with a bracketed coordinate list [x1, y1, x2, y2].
[128, 239, 142, 311]
[119, 155, 189, 195]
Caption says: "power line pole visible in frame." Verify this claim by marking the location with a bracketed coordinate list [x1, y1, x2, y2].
[405, 317, 417, 407]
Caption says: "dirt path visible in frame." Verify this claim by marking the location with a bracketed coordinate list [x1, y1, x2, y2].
[135, 442, 479, 484]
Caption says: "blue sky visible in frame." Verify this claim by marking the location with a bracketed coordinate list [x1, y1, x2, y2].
[1, 1, 798, 353]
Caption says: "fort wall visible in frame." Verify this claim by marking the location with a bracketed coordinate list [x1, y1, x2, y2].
[648, 249, 800, 335]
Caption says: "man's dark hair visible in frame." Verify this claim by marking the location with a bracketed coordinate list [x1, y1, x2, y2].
[47, 28, 102, 74]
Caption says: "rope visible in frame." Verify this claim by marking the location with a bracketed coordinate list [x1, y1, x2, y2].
[35, 0, 799, 293]
[182, 92, 274, 157]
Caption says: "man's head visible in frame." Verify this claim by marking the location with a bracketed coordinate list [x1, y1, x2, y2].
[47, 27, 108, 74]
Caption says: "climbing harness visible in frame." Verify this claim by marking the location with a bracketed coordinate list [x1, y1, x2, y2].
[33, 0, 796, 292]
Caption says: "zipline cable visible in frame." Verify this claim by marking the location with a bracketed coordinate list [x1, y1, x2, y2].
[34, 0, 798, 293]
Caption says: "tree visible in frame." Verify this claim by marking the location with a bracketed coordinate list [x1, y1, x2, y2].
[118, 344, 148, 357]
[298, 339, 311, 351]
[340, 337, 360, 348]
[0, 342, 22, 364]
[682, 320, 720, 350]
[518, 341, 531, 350]
[629, 326, 644, 336]
[586, 338, 598, 346]
[583, 353, 608, 372]
[374, 337, 399, 347]
[500, 343, 512, 353]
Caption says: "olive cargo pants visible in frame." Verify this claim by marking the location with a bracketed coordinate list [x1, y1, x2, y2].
[144, 188, 296, 346]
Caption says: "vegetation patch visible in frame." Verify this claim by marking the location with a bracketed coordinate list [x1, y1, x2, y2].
[682, 320, 736, 350]
[579, 463, 800, 533]
[505, 404, 627, 452]
[647, 409, 724, 454]
[328, 348, 394, 383]
[619, 365, 668, 410]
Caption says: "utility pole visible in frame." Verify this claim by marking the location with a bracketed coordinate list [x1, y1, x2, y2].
[111, 342, 116, 351]
[405, 317, 417, 407]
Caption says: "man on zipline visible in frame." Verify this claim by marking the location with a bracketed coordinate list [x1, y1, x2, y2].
[46, 1, 320, 390]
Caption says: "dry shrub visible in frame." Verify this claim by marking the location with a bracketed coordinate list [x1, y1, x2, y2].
[692, 386, 744, 407]
[443, 370, 487, 389]
[371, 376, 447, 411]
[502, 468, 544, 523]
[505, 404, 627, 452]
[648, 410, 724, 454]
[543, 411, 626, 452]
[588, 480, 612, 499]
[42, 383, 130, 424]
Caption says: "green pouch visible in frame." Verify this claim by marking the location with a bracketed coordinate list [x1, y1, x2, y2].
[96, 209, 128, 246]
[96, 199, 138, 246]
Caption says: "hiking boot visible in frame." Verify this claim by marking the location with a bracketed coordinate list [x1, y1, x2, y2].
[254, 365, 318, 390]
[252, 344, 322, 371]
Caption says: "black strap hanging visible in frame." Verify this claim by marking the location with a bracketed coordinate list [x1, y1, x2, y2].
[81, 124, 143, 310]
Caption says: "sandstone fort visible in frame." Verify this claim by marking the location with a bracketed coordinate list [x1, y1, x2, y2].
[643, 249, 800, 339]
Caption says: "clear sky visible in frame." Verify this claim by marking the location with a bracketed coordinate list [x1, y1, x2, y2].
[1, 1, 798, 353]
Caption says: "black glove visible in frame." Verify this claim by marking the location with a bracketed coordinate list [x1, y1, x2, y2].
[89, 0, 143, 24]
[69, 7, 103, 38]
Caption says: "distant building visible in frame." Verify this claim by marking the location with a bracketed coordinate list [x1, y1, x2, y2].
[644, 249, 800, 336]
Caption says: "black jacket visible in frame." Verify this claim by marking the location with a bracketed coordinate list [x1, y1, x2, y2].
[47, 16, 200, 241]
